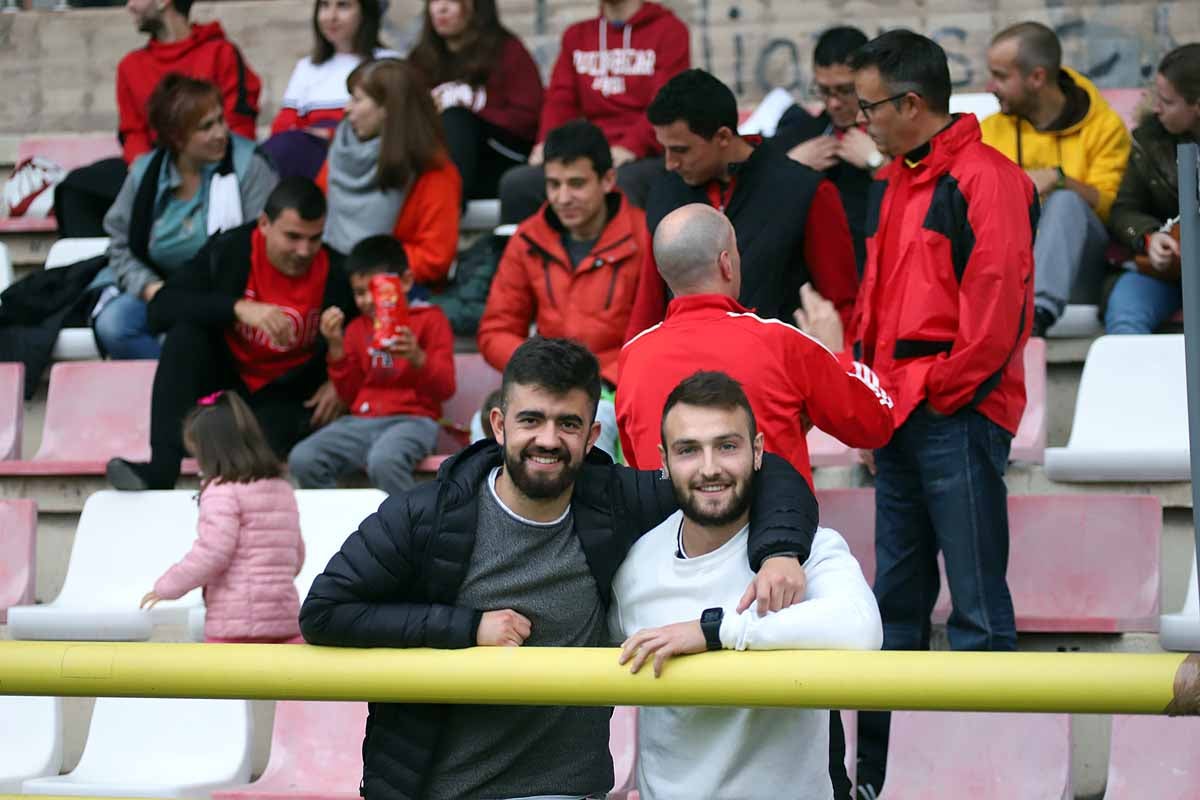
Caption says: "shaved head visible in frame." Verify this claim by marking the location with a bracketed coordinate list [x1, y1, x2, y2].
[653, 204, 739, 296]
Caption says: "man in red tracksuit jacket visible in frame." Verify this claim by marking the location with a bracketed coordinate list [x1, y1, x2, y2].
[498, 0, 690, 224]
[617, 203, 893, 488]
[799, 32, 1036, 798]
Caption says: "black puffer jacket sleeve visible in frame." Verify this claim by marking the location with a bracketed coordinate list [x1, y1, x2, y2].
[299, 487, 482, 649]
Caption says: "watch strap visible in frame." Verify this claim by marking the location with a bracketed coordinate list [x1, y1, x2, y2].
[700, 607, 723, 651]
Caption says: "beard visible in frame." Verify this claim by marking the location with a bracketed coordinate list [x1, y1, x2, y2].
[503, 441, 583, 501]
[673, 471, 754, 528]
[137, 12, 164, 36]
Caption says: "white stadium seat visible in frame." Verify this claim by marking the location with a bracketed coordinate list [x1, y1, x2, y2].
[0, 696, 63, 792]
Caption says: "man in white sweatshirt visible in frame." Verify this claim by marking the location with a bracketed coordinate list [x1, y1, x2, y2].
[609, 370, 882, 799]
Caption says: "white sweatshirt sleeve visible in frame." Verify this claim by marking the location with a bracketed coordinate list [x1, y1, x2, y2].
[719, 528, 883, 652]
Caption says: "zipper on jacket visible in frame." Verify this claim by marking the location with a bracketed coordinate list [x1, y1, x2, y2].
[603, 261, 622, 310]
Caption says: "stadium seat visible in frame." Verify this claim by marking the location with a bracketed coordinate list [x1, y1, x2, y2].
[1045, 335, 1188, 481]
[0, 361, 23, 460]
[187, 488, 386, 641]
[949, 92, 1000, 119]
[879, 712, 1071, 799]
[0, 498, 36, 623]
[738, 87, 799, 137]
[0, 360, 156, 476]
[0, 696, 63, 792]
[609, 706, 638, 800]
[6, 489, 201, 641]
[1103, 715, 1200, 799]
[0, 135, 121, 234]
[43, 236, 110, 361]
[807, 427, 857, 468]
[0, 241, 13, 292]
[1160, 560, 1199, 652]
[1045, 304, 1104, 339]
[1011, 337, 1047, 463]
[22, 696, 252, 798]
[461, 198, 500, 232]
[814, 489, 1161, 633]
[212, 701, 367, 800]
[416, 353, 503, 473]
[1098, 88, 1146, 131]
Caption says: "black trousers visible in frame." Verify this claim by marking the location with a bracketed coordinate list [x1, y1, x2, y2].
[53, 157, 127, 238]
[441, 107, 532, 203]
[497, 155, 666, 225]
[147, 322, 319, 487]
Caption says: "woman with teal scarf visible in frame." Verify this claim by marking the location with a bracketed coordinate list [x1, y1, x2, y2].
[95, 73, 278, 359]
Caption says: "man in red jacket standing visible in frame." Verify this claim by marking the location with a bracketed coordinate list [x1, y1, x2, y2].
[803, 32, 1036, 799]
[497, 0, 689, 224]
[55, 0, 262, 236]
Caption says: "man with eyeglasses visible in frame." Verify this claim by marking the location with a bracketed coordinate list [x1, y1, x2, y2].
[792, 31, 1037, 800]
[774, 27, 885, 275]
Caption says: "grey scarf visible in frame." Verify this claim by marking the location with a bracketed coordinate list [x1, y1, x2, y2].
[323, 119, 409, 254]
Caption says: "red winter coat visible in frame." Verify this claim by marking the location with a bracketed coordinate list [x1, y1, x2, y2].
[850, 114, 1036, 433]
[617, 294, 894, 487]
[328, 303, 456, 420]
[117, 22, 261, 164]
[478, 193, 648, 385]
[537, 2, 689, 157]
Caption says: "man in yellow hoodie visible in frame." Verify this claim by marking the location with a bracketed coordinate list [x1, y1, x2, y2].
[980, 21, 1130, 337]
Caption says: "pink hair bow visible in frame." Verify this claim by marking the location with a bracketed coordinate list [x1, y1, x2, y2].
[197, 391, 224, 406]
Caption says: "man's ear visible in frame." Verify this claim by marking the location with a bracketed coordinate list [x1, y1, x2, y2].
[718, 250, 735, 284]
[752, 431, 764, 471]
[600, 168, 617, 194]
[585, 419, 602, 454]
[657, 444, 669, 477]
[489, 406, 505, 445]
[257, 212, 270, 233]
[714, 126, 736, 147]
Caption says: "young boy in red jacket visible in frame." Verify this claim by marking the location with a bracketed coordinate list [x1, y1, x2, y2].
[288, 235, 456, 496]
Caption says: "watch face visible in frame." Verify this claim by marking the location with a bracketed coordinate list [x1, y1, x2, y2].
[701, 608, 723, 624]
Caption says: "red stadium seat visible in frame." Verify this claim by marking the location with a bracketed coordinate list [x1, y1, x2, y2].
[0, 134, 121, 233]
[0, 498, 36, 624]
[212, 701, 367, 800]
[1011, 338, 1047, 463]
[0, 362, 23, 460]
[0, 361, 197, 477]
[1098, 88, 1145, 131]
[1103, 715, 1200, 799]
[814, 489, 1161, 633]
[609, 706, 638, 800]
[416, 353, 502, 473]
[880, 712, 1071, 799]
[807, 427, 857, 468]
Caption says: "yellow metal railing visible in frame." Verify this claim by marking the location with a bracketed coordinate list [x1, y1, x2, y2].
[0, 641, 1197, 715]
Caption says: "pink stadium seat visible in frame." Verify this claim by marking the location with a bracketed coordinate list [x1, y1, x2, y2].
[0, 361, 197, 477]
[213, 701, 366, 800]
[1099, 88, 1145, 131]
[0, 362, 23, 460]
[0, 499, 36, 624]
[1, 135, 121, 233]
[609, 706, 638, 800]
[1011, 338, 1047, 463]
[1103, 715, 1200, 799]
[880, 712, 1071, 799]
[814, 489, 1161, 633]
[416, 353, 502, 473]
[807, 427, 858, 468]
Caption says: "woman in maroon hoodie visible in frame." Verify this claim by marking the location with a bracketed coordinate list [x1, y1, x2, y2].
[408, 0, 543, 203]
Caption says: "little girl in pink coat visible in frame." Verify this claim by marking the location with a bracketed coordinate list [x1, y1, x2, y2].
[142, 391, 306, 643]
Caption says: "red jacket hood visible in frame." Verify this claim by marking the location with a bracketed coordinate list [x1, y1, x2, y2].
[143, 21, 230, 64]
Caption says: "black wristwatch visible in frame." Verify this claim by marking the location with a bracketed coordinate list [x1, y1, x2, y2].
[700, 607, 724, 651]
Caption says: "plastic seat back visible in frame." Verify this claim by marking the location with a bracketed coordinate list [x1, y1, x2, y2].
[1104, 715, 1200, 799]
[814, 488, 876, 582]
[17, 135, 121, 172]
[0, 242, 12, 292]
[295, 489, 387, 600]
[949, 92, 1000, 119]
[0, 362, 22, 460]
[0, 498, 36, 623]
[609, 706, 637, 799]
[35, 361, 156, 463]
[436, 353, 503, 454]
[0, 696, 62, 792]
[1011, 338, 1047, 463]
[213, 701, 366, 800]
[882, 712, 1071, 799]
[1098, 88, 1145, 130]
[1045, 335, 1188, 481]
[43, 237, 111, 269]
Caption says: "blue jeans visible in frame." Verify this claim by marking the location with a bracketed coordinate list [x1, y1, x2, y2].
[856, 404, 1016, 791]
[93, 292, 162, 359]
[1104, 271, 1183, 334]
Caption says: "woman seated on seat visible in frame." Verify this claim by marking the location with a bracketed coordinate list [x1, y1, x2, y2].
[317, 58, 461, 286]
[96, 74, 278, 360]
[261, 0, 398, 179]
[408, 0, 543, 202]
[1105, 43, 1199, 335]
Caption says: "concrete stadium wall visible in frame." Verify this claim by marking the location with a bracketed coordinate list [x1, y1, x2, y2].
[1, 0, 1197, 137]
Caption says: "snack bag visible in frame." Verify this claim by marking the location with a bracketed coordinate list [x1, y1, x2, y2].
[370, 274, 409, 349]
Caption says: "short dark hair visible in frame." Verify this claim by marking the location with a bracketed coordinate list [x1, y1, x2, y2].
[501, 338, 602, 423]
[172, 0, 194, 16]
[647, 69, 739, 139]
[478, 388, 503, 443]
[814, 26, 868, 67]
[1159, 43, 1200, 105]
[660, 371, 757, 446]
[849, 30, 952, 115]
[347, 235, 409, 277]
[263, 177, 327, 222]
[183, 391, 284, 492]
[992, 21, 1062, 80]
[543, 119, 613, 176]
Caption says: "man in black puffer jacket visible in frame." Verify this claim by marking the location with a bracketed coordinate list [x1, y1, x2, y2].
[301, 337, 817, 800]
